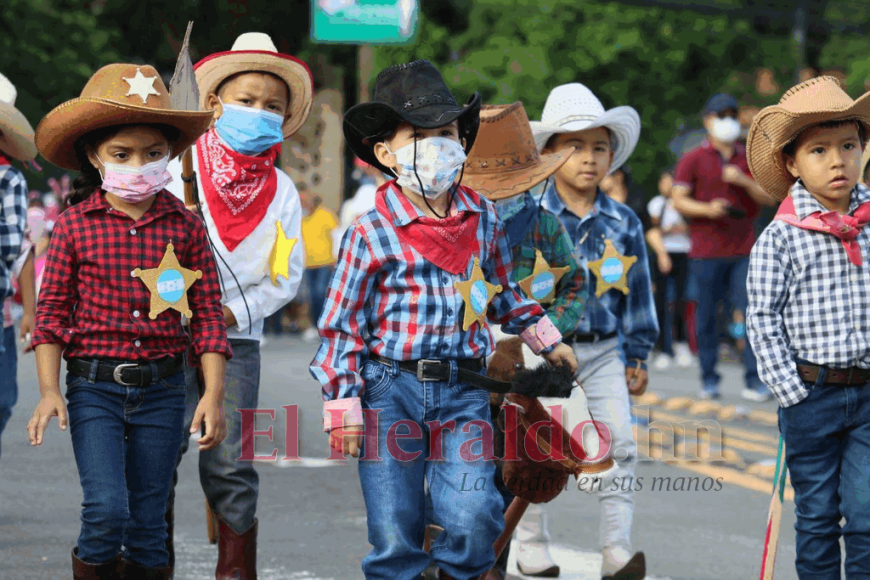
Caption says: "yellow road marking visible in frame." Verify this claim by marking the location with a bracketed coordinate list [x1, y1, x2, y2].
[651, 410, 780, 446]
[669, 461, 794, 501]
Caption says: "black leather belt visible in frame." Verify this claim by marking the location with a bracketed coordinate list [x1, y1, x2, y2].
[67, 355, 184, 387]
[370, 355, 513, 394]
[563, 331, 617, 345]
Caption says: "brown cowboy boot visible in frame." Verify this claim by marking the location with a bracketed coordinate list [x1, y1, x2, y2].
[215, 517, 257, 579]
[71, 548, 122, 579]
[122, 558, 174, 579]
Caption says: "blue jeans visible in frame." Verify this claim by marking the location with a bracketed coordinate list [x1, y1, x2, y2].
[306, 265, 333, 327]
[357, 359, 504, 580]
[172, 339, 260, 534]
[66, 369, 186, 567]
[0, 326, 18, 458]
[690, 256, 761, 390]
[779, 371, 870, 579]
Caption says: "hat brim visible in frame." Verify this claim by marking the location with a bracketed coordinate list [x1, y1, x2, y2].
[35, 98, 214, 171]
[343, 92, 481, 176]
[0, 102, 37, 162]
[463, 148, 573, 200]
[747, 94, 870, 201]
[530, 106, 640, 175]
[194, 50, 314, 138]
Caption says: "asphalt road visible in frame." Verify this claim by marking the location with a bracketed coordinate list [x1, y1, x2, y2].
[0, 334, 800, 580]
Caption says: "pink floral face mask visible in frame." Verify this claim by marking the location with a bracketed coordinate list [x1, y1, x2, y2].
[97, 154, 172, 202]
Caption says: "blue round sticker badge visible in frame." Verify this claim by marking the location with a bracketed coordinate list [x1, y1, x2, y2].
[530, 272, 555, 300]
[469, 280, 488, 314]
[156, 269, 185, 303]
[600, 258, 624, 284]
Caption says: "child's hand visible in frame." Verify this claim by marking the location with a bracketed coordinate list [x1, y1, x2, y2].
[19, 313, 34, 353]
[626, 364, 649, 396]
[191, 393, 227, 451]
[27, 392, 68, 446]
[329, 425, 364, 458]
[544, 343, 578, 374]
[656, 251, 673, 275]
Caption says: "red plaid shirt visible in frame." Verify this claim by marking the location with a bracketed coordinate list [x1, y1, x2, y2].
[32, 190, 232, 362]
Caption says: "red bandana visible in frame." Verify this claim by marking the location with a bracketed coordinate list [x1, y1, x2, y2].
[376, 182, 481, 275]
[197, 129, 279, 252]
[0, 153, 12, 166]
[775, 195, 870, 266]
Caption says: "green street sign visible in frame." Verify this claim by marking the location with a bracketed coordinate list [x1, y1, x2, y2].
[312, 0, 419, 44]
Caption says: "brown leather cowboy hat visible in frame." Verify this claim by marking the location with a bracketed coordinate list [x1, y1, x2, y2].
[463, 102, 574, 200]
[36, 64, 214, 171]
[747, 76, 870, 200]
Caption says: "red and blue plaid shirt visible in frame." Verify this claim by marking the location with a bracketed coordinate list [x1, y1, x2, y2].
[33, 190, 231, 362]
[310, 182, 545, 401]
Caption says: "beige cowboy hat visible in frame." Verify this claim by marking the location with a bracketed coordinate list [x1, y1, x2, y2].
[0, 72, 37, 162]
[35, 63, 214, 171]
[194, 32, 314, 138]
[463, 102, 574, 200]
[747, 76, 870, 200]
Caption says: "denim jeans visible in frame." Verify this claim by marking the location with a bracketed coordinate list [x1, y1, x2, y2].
[357, 358, 504, 580]
[305, 265, 333, 327]
[779, 370, 870, 579]
[66, 369, 186, 567]
[171, 339, 260, 534]
[0, 326, 18, 459]
[690, 256, 761, 390]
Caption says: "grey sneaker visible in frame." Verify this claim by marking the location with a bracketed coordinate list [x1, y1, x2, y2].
[741, 388, 772, 403]
[698, 386, 721, 400]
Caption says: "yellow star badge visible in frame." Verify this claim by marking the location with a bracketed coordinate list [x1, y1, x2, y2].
[587, 239, 637, 297]
[133, 243, 202, 319]
[268, 221, 297, 285]
[518, 249, 570, 304]
[454, 258, 503, 331]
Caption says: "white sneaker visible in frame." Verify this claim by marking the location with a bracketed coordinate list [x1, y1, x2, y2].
[675, 343, 693, 368]
[653, 353, 672, 370]
[302, 327, 319, 343]
[741, 388, 772, 403]
[516, 542, 560, 577]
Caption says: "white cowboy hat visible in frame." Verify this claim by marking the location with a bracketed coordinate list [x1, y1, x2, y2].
[0, 72, 37, 162]
[530, 83, 640, 174]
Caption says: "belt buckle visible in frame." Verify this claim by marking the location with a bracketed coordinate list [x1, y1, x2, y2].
[417, 359, 441, 382]
[113, 363, 139, 386]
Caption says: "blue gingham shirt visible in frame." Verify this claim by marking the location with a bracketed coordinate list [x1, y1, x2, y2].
[310, 183, 546, 401]
[0, 165, 27, 299]
[542, 182, 658, 362]
[747, 181, 870, 408]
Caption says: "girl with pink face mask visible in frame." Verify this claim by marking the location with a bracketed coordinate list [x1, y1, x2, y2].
[27, 64, 232, 579]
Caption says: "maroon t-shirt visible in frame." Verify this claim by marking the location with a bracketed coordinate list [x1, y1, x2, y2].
[673, 140, 759, 259]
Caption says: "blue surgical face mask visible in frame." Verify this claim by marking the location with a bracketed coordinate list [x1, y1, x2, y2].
[214, 98, 285, 156]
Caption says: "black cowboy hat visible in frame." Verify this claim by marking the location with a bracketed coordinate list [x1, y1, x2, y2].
[343, 59, 481, 176]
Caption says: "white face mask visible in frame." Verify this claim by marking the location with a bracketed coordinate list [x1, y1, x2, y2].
[385, 137, 467, 200]
[710, 117, 742, 144]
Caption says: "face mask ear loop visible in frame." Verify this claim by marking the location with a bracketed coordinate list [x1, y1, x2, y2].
[538, 177, 550, 208]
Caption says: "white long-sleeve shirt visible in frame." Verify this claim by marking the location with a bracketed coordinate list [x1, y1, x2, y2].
[167, 149, 305, 341]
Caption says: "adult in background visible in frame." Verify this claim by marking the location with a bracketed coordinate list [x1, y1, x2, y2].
[301, 193, 339, 342]
[672, 93, 775, 402]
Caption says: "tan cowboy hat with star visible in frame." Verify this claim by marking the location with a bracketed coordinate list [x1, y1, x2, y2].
[0, 72, 37, 162]
[747, 76, 870, 200]
[464, 102, 574, 200]
[194, 32, 314, 138]
[35, 63, 214, 171]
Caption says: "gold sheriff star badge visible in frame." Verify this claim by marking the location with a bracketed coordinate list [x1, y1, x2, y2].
[454, 258, 503, 332]
[269, 221, 297, 285]
[587, 239, 637, 297]
[518, 249, 570, 304]
[133, 243, 202, 319]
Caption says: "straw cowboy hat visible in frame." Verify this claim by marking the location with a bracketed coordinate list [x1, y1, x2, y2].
[530, 83, 640, 175]
[194, 32, 314, 138]
[343, 59, 481, 176]
[35, 64, 214, 171]
[463, 102, 574, 200]
[0, 72, 37, 162]
[747, 76, 870, 201]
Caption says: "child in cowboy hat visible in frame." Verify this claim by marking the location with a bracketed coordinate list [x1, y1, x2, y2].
[310, 60, 578, 580]
[27, 63, 231, 579]
[0, 70, 37, 459]
[746, 76, 870, 578]
[523, 82, 657, 580]
[164, 31, 310, 577]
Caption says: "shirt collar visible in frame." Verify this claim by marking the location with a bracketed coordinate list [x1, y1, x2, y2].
[542, 180, 621, 221]
[385, 181, 484, 227]
[80, 189, 180, 221]
[700, 138, 746, 160]
[789, 180, 870, 219]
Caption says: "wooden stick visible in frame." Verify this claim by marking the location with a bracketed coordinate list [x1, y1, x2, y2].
[181, 148, 197, 207]
[478, 497, 531, 580]
[759, 435, 787, 580]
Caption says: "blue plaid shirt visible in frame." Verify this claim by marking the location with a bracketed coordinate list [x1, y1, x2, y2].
[0, 165, 27, 300]
[542, 182, 658, 362]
